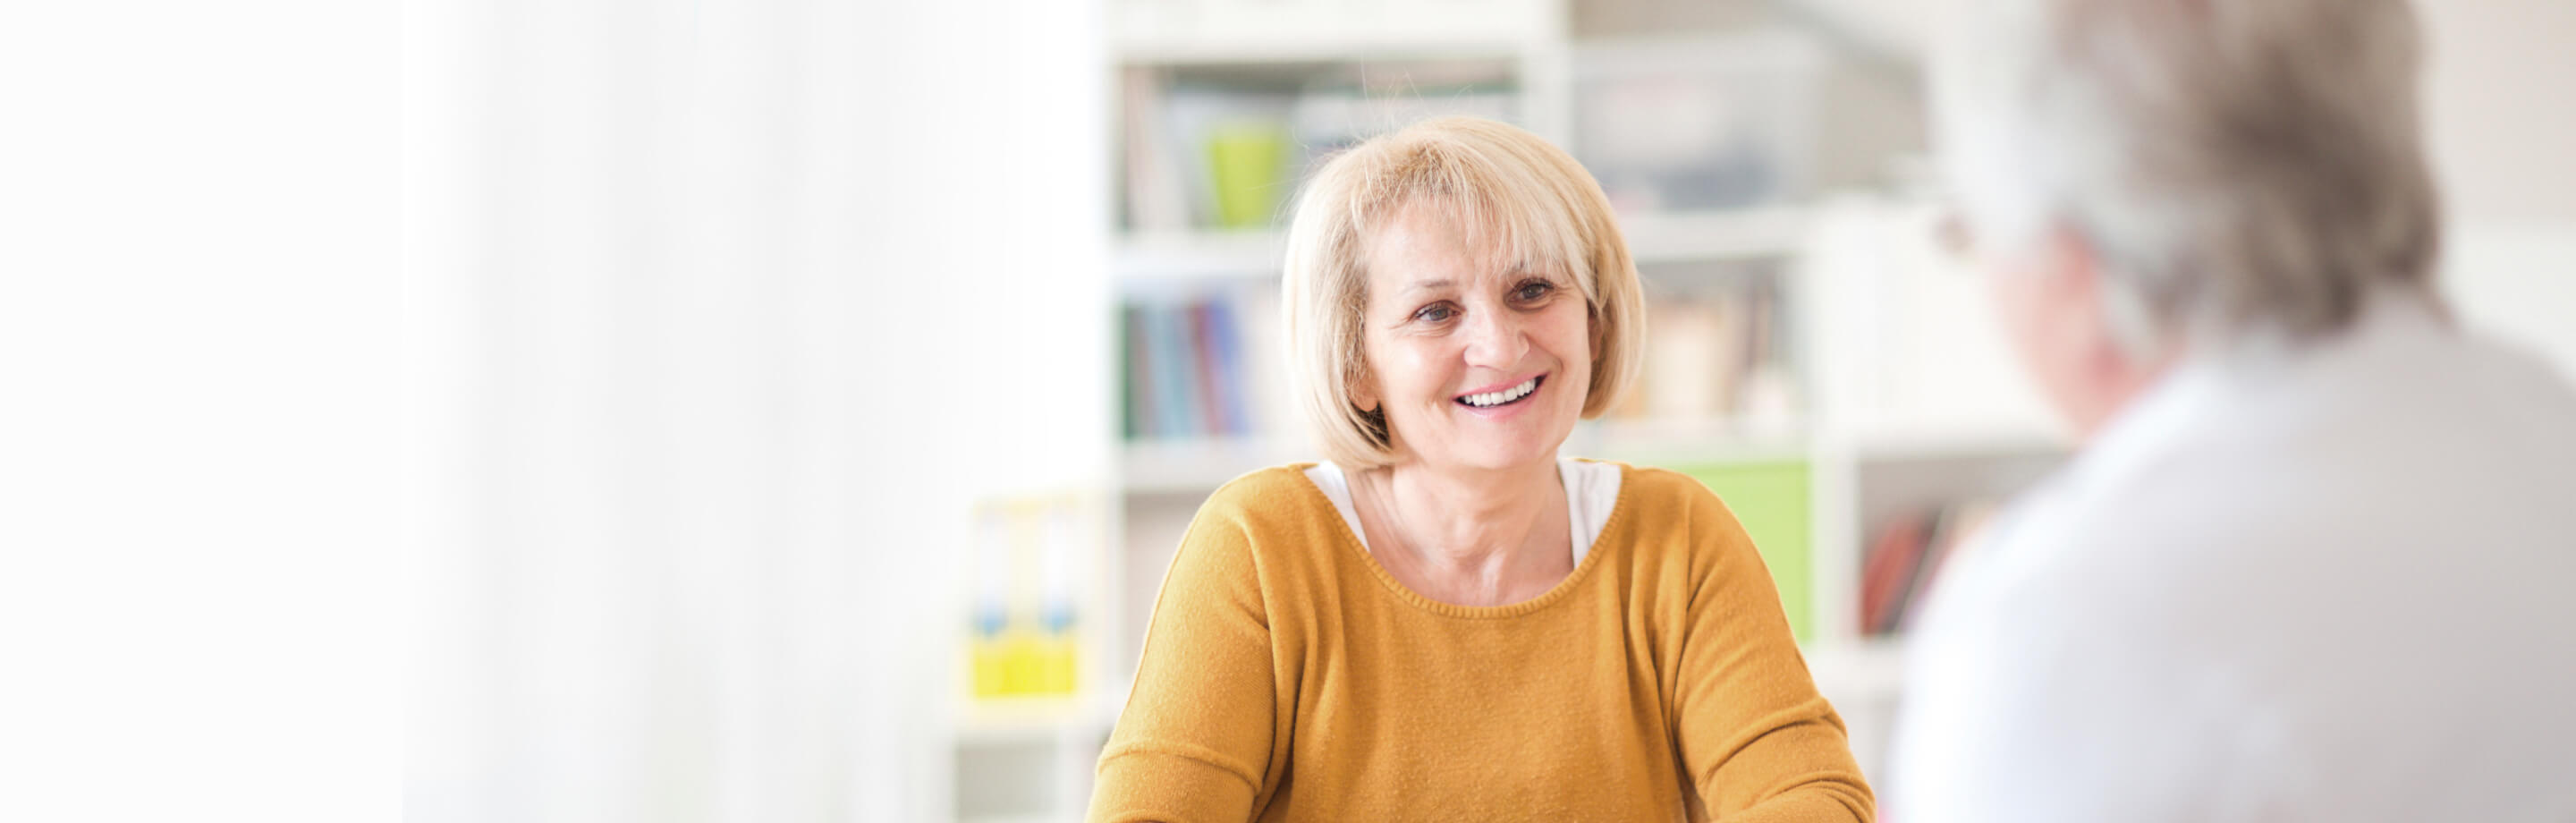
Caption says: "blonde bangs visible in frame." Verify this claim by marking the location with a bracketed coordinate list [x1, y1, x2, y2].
[1347, 130, 1599, 301]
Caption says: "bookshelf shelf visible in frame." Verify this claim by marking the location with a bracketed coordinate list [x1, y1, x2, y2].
[1116, 437, 1304, 496]
[1110, 231, 1284, 283]
[954, 705, 1098, 747]
[1621, 206, 1812, 263]
[1111, 35, 1546, 66]
[1110, 0, 1559, 64]
[1109, 203, 1812, 283]
[1835, 416, 2066, 461]
[1805, 637, 1909, 699]
[1572, 418, 1813, 465]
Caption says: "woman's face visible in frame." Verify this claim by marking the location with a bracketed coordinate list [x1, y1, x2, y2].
[1356, 202, 1592, 472]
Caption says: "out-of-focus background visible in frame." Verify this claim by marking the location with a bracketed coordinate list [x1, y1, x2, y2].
[402, 1, 2576, 821]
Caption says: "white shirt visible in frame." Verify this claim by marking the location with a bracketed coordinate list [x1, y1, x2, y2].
[1304, 456, 1621, 566]
[1889, 297, 2576, 822]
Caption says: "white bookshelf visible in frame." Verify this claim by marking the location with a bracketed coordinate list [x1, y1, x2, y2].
[1116, 437, 1306, 495]
[946, 4, 2065, 819]
[1108, 230, 1284, 282]
[1106, 206, 1812, 280]
[1109, 0, 1561, 63]
[1623, 206, 1816, 263]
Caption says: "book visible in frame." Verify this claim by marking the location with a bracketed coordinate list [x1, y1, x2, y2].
[1857, 497, 2006, 635]
[1203, 298, 1253, 437]
[1124, 292, 1284, 442]
[1858, 513, 1929, 635]
[1187, 301, 1228, 436]
[1884, 505, 1956, 632]
[1121, 67, 1189, 233]
[1123, 304, 1155, 439]
[1144, 302, 1201, 438]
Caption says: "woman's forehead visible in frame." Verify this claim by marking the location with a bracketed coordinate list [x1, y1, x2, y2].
[1360, 198, 1569, 281]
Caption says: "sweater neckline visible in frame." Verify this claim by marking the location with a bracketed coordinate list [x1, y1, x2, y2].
[1288, 460, 1634, 619]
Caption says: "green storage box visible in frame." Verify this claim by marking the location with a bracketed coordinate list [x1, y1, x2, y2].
[1676, 460, 1812, 643]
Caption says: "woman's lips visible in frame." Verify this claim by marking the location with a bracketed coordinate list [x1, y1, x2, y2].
[1453, 374, 1544, 410]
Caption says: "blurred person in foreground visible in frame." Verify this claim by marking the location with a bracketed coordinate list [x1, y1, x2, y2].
[1894, 0, 2576, 819]
[1087, 117, 1871, 822]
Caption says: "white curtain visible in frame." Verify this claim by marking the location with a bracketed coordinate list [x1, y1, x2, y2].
[405, 2, 1107, 820]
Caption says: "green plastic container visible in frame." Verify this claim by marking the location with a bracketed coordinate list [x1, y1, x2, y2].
[1206, 121, 1290, 229]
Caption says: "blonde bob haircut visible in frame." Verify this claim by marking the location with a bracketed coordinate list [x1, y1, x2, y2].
[1280, 115, 1645, 470]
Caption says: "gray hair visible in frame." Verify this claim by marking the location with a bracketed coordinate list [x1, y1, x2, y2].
[1932, 0, 2443, 352]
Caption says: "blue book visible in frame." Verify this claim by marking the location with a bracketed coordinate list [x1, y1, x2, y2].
[1205, 298, 1253, 437]
[1146, 303, 1201, 438]
[1133, 307, 1164, 441]
[1186, 302, 1229, 437]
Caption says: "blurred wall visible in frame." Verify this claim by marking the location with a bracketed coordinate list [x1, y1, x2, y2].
[2423, 0, 2576, 226]
[407, 2, 1108, 821]
[2422, 0, 2576, 376]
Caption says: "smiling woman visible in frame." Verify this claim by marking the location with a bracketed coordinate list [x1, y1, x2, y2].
[1283, 116, 1643, 473]
[1086, 117, 1874, 823]
[1354, 202, 1596, 472]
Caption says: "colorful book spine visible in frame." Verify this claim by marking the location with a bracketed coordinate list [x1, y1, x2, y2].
[1205, 299, 1252, 437]
[1144, 302, 1199, 438]
[1123, 294, 1273, 442]
[1187, 301, 1228, 437]
[1122, 305, 1152, 439]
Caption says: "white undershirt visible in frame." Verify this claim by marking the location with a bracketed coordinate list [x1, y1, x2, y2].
[1302, 456, 1621, 566]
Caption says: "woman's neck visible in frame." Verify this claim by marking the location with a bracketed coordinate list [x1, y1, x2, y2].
[1354, 456, 1570, 606]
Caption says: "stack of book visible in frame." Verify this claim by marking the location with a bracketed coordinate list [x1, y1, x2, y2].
[1121, 292, 1283, 442]
[1857, 499, 2001, 636]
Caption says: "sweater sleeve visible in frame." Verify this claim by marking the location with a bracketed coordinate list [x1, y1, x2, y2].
[1671, 481, 1877, 822]
[1087, 500, 1281, 823]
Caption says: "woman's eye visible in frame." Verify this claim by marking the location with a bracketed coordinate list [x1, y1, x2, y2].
[1413, 304, 1455, 323]
[1514, 281, 1554, 301]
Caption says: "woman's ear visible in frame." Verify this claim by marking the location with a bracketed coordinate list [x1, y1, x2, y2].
[1589, 304, 1606, 362]
[1347, 361, 1380, 413]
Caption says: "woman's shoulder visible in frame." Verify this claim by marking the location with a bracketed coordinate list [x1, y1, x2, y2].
[1580, 459, 1725, 516]
[1179, 462, 1352, 548]
[1578, 460, 1750, 564]
[1163, 463, 1352, 590]
[1194, 462, 1332, 518]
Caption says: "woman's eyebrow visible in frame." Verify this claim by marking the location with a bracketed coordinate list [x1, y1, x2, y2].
[1402, 278, 1455, 296]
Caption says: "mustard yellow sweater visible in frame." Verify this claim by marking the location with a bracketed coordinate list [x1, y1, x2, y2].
[1089, 462, 1874, 822]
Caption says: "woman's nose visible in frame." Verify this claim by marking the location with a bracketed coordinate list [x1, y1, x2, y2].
[1462, 306, 1528, 369]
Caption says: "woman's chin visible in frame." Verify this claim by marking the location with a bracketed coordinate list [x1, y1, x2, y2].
[1421, 431, 1572, 471]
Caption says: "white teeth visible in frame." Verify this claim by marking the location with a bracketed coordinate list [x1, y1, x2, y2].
[1460, 378, 1539, 408]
